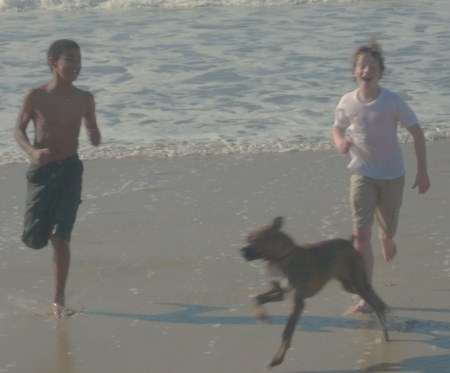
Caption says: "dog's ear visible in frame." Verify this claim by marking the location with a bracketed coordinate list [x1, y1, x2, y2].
[272, 216, 283, 231]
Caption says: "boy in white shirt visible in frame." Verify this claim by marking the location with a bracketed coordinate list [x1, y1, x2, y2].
[332, 38, 430, 313]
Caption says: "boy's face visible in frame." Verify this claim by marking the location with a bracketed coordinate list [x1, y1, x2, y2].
[352, 54, 382, 88]
[48, 47, 81, 82]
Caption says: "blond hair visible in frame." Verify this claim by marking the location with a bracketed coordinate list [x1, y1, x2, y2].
[351, 37, 385, 72]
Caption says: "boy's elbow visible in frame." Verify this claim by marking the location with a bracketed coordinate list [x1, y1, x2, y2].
[91, 133, 101, 147]
[408, 124, 423, 135]
[411, 127, 426, 143]
[91, 138, 100, 147]
[13, 127, 25, 144]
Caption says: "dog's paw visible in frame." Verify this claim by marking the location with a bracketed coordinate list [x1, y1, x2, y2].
[255, 312, 271, 323]
[254, 307, 271, 323]
[268, 354, 284, 368]
[268, 343, 289, 367]
[253, 303, 270, 322]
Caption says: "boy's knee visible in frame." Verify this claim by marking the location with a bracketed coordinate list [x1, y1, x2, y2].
[353, 226, 371, 244]
[50, 235, 70, 251]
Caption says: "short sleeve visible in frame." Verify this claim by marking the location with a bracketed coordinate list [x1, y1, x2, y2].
[333, 106, 350, 129]
[396, 96, 419, 128]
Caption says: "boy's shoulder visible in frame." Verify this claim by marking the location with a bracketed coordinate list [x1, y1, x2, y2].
[379, 87, 410, 106]
[72, 85, 94, 100]
[380, 87, 401, 99]
[27, 84, 48, 95]
[23, 84, 49, 103]
[27, 84, 93, 99]
[337, 89, 358, 105]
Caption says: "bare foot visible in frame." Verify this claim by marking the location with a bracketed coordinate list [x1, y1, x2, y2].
[350, 300, 373, 314]
[52, 302, 75, 318]
[381, 238, 397, 262]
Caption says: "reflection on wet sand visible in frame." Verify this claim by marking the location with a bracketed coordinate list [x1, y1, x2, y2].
[55, 320, 73, 373]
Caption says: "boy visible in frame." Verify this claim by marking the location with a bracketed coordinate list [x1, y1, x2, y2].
[332, 38, 430, 313]
[14, 39, 101, 317]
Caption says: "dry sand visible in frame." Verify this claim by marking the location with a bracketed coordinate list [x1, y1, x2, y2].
[0, 141, 449, 373]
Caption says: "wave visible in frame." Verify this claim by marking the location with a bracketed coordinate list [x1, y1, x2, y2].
[1, 135, 334, 165]
[0, 0, 382, 12]
[2, 125, 448, 165]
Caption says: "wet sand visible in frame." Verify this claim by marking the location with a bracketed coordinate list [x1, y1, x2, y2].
[0, 141, 449, 373]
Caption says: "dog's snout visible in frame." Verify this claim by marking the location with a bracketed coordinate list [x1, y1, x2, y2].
[241, 245, 261, 261]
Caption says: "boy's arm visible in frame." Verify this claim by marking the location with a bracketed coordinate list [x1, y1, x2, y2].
[332, 125, 351, 154]
[14, 90, 52, 165]
[84, 93, 101, 147]
[407, 124, 430, 194]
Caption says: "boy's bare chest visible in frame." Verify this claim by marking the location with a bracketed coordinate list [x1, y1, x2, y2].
[36, 94, 85, 124]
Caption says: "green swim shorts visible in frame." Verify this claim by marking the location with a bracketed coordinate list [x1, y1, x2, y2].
[22, 154, 83, 249]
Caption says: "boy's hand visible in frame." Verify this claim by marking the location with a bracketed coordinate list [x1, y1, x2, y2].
[30, 148, 52, 166]
[412, 172, 430, 194]
[336, 138, 351, 155]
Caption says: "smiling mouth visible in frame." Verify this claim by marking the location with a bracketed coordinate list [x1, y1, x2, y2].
[362, 76, 372, 82]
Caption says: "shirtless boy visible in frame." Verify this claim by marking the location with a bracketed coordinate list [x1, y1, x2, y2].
[14, 39, 101, 317]
[332, 38, 430, 313]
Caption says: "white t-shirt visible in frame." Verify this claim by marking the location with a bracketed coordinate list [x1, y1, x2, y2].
[333, 87, 418, 179]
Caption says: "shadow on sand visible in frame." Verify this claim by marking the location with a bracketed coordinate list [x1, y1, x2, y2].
[84, 303, 450, 373]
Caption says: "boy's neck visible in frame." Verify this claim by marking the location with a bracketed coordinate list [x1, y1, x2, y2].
[47, 76, 74, 94]
[357, 85, 381, 103]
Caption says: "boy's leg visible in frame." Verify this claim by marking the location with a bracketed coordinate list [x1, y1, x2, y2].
[49, 156, 83, 317]
[349, 174, 377, 313]
[51, 235, 72, 317]
[375, 176, 404, 263]
[353, 225, 373, 282]
[378, 229, 397, 262]
[352, 225, 374, 313]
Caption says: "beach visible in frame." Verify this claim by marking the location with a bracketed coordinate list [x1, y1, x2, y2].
[0, 140, 449, 373]
[1, 1, 450, 370]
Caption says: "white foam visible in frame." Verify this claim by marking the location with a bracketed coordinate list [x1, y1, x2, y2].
[1, 0, 369, 12]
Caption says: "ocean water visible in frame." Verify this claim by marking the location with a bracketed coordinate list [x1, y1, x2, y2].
[1, 0, 449, 164]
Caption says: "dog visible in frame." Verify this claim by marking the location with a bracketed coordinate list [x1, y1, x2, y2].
[240, 217, 389, 368]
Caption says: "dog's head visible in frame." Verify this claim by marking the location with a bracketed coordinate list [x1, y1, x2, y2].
[240, 217, 296, 262]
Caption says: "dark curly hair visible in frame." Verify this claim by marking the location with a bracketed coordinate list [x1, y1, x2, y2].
[47, 39, 80, 60]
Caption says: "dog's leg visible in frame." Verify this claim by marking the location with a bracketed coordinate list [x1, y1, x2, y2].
[361, 288, 389, 341]
[356, 284, 389, 341]
[269, 295, 304, 368]
[346, 258, 390, 341]
[254, 281, 284, 322]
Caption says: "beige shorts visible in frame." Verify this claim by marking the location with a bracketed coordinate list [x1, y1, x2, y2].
[350, 174, 405, 237]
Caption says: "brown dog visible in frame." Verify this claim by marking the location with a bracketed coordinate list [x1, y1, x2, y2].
[240, 217, 389, 368]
